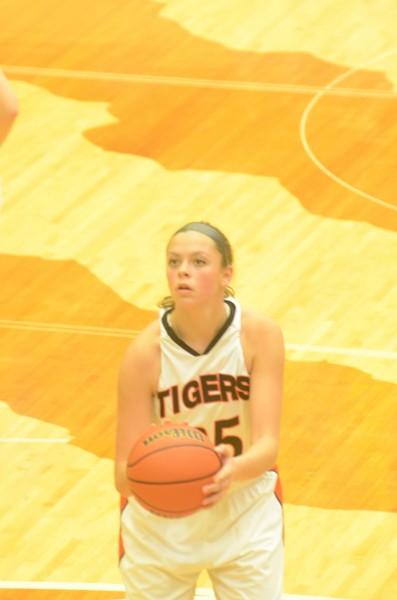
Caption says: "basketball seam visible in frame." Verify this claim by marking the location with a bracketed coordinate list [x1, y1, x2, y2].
[127, 444, 220, 468]
[127, 466, 221, 485]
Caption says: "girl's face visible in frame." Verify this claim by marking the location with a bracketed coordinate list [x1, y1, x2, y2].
[166, 231, 232, 306]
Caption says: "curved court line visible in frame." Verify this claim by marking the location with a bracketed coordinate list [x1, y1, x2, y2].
[3, 62, 397, 214]
[300, 48, 397, 213]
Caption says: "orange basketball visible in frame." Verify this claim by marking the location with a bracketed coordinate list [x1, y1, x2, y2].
[126, 422, 222, 518]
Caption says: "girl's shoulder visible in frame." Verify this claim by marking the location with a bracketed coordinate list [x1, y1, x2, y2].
[129, 319, 160, 357]
[240, 307, 284, 366]
[120, 319, 161, 385]
[138, 318, 161, 343]
[241, 306, 282, 337]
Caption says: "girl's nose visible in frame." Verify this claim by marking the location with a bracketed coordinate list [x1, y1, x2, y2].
[178, 261, 189, 275]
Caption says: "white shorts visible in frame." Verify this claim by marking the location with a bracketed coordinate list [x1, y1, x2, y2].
[120, 471, 284, 600]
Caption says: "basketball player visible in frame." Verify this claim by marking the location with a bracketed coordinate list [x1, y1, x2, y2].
[0, 70, 18, 146]
[115, 222, 284, 599]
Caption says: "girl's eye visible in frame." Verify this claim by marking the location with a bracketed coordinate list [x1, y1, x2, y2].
[168, 258, 179, 266]
[194, 259, 206, 266]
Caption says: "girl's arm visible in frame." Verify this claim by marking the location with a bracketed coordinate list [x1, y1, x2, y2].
[0, 71, 19, 146]
[203, 312, 284, 505]
[115, 324, 159, 497]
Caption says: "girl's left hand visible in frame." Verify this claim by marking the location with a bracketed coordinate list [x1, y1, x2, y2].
[201, 444, 235, 508]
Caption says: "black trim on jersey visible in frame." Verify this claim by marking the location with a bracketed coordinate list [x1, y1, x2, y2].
[162, 299, 236, 356]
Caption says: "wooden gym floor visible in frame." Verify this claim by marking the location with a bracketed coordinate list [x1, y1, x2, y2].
[0, 1, 396, 599]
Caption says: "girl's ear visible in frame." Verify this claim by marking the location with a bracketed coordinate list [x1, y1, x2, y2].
[222, 264, 233, 287]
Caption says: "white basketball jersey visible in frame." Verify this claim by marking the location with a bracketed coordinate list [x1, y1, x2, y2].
[154, 297, 251, 459]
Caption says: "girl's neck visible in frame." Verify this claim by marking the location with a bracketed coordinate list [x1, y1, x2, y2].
[170, 301, 230, 353]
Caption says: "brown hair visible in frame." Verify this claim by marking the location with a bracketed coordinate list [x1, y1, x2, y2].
[158, 221, 235, 308]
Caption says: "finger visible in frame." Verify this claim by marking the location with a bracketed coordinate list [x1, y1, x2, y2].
[215, 444, 234, 461]
[202, 474, 230, 496]
[214, 443, 229, 455]
[202, 490, 224, 507]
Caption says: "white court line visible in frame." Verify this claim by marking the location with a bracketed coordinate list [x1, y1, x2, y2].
[0, 318, 134, 338]
[3, 62, 396, 211]
[0, 318, 395, 359]
[300, 47, 397, 213]
[0, 582, 350, 599]
[0, 582, 124, 591]
[2, 64, 397, 100]
[0, 437, 72, 443]
[286, 343, 397, 360]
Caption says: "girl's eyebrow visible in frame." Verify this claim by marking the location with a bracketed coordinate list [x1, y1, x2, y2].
[167, 251, 211, 257]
